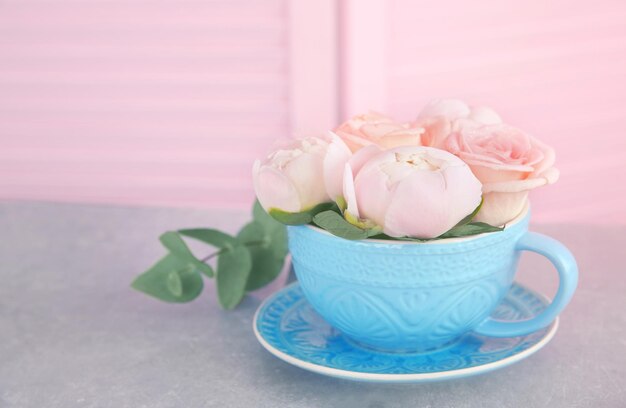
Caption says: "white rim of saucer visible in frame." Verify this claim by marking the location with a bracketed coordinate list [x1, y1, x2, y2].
[253, 282, 558, 383]
[304, 203, 530, 246]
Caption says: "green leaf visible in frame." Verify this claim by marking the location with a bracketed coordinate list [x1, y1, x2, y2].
[312, 210, 369, 240]
[253, 199, 274, 225]
[159, 231, 214, 277]
[268, 208, 312, 225]
[267, 202, 337, 225]
[367, 221, 503, 242]
[390, 236, 431, 242]
[237, 221, 285, 291]
[216, 244, 252, 309]
[455, 198, 484, 227]
[365, 226, 384, 237]
[367, 233, 398, 241]
[438, 222, 504, 239]
[166, 270, 183, 297]
[252, 201, 288, 260]
[131, 254, 204, 303]
[178, 228, 237, 249]
[268, 226, 288, 261]
[160, 231, 195, 259]
[197, 263, 214, 278]
[237, 220, 268, 246]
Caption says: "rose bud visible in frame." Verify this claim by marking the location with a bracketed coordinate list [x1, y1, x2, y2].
[253, 136, 350, 214]
[343, 146, 483, 239]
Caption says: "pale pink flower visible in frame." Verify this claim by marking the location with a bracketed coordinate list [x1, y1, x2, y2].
[343, 146, 482, 238]
[322, 133, 352, 201]
[253, 134, 355, 213]
[335, 112, 423, 152]
[446, 124, 559, 226]
[413, 99, 502, 148]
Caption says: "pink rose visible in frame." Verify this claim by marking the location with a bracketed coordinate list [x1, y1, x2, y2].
[413, 99, 502, 148]
[253, 135, 352, 213]
[343, 146, 482, 239]
[335, 112, 423, 153]
[446, 124, 559, 226]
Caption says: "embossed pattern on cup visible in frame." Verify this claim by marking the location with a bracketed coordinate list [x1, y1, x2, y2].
[288, 210, 530, 352]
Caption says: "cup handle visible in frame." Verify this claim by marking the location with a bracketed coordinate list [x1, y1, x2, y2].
[474, 231, 578, 337]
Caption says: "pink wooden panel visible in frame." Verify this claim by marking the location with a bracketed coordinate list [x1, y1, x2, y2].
[288, 0, 339, 136]
[382, 0, 626, 224]
[0, 0, 291, 209]
[339, 0, 387, 117]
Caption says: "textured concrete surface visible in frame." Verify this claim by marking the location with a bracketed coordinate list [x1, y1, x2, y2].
[0, 201, 624, 408]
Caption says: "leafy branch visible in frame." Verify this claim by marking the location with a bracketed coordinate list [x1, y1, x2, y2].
[131, 201, 288, 309]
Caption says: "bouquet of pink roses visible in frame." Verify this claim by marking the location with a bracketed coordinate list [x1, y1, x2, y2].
[254, 98, 558, 240]
[133, 99, 558, 309]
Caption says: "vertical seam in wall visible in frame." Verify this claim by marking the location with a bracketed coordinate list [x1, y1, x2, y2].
[287, 0, 339, 136]
[337, 0, 388, 118]
[286, 0, 295, 138]
[337, 0, 347, 122]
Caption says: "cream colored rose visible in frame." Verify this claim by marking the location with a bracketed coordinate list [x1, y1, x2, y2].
[253, 135, 352, 213]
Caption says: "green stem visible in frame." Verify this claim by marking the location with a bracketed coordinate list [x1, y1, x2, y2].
[199, 239, 267, 263]
[200, 250, 222, 263]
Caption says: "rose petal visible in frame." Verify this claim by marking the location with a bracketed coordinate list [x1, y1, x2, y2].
[530, 136, 556, 176]
[412, 116, 451, 148]
[353, 159, 396, 228]
[541, 167, 560, 184]
[349, 144, 383, 176]
[378, 127, 423, 149]
[283, 150, 329, 209]
[335, 129, 374, 152]
[469, 106, 502, 124]
[417, 98, 471, 119]
[474, 191, 529, 226]
[481, 166, 558, 194]
[383, 162, 482, 238]
[382, 172, 447, 238]
[342, 163, 360, 219]
[253, 161, 302, 213]
[361, 122, 406, 140]
[469, 163, 531, 184]
[323, 132, 352, 200]
[482, 174, 551, 193]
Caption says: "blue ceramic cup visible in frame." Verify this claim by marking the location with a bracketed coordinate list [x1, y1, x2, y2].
[288, 206, 578, 352]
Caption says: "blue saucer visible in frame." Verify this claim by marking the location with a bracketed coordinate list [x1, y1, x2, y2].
[254, 282, 558, 383]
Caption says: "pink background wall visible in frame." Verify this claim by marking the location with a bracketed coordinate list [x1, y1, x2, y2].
[1, 0, 625, 224]
[384, 0, 626, 224]
[341, 0, 626, 225]
[0, 0, 291, 208]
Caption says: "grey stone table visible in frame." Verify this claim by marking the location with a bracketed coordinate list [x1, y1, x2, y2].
[1, 202, 625, 408]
